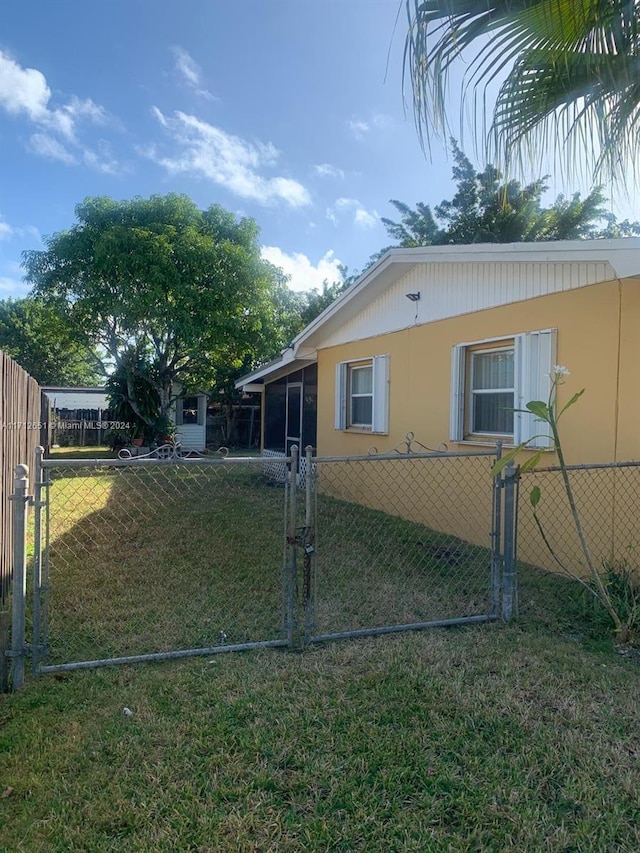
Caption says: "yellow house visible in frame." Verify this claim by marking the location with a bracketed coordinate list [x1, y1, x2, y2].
[239, 239, 640, 464]
[237, 239, 640, 575]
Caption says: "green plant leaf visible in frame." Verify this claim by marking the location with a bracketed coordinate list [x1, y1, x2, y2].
[558, 388, 586, 419]
[490, 444, 525, 475]
[525, 400, 550, 421]
[520, 451, 543, 474]
[530, 485, 541, 507]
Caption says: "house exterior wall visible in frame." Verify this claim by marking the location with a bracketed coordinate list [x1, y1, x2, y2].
[175, 423, 206, 451]
[319, 260, 617, 351]
[315, 277, 640, 573]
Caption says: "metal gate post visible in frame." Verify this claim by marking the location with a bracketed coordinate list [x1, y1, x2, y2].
[10, 464, 31, 690]
[303, 446, 316, 644]
[31, 447, 45, 675]
[501, 462, 518, 621]
[490, 442, 502, 617]
[285, 446, 299, 648]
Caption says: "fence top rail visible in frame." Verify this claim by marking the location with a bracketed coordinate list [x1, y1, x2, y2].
[41, 454, 291, 470]
[521, 459, 640, 475]
[313, 449, 497, 464]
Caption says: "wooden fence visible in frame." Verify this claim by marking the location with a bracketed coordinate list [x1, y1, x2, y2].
[1, 351, 44, 605]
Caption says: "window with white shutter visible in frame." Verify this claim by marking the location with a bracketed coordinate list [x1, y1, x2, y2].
[335, 355, 389, 434]
[450, 330, 556, 447]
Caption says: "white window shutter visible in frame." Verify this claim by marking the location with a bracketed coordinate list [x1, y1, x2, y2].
[372, 355, 390, 434]
[335, 362, 347, 430]
[197, 395, 206, 426]
[449, 345, 465, 441]
[516, 329, 557, 448]
[176, 398, 184, 426]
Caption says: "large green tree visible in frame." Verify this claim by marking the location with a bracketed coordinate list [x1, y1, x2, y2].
[23, 194, 290, 427]
[0, 297, 101, 386]
[382, 142, 610, 246]
[404, 0, 640, 184]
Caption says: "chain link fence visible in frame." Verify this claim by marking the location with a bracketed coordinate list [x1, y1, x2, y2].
[34, 456, 290, 671]
[517, 461, 640, 636]
[309, 450, 500, 640]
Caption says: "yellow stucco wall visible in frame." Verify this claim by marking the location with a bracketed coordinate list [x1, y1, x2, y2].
[317, 278, 640, 461]
[313, 277, 640, 575]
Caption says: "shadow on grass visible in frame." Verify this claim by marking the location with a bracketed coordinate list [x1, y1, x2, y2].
[37, 460, 503, 667]
[39, 464, 288, 665]
[312, 494, 495, 636]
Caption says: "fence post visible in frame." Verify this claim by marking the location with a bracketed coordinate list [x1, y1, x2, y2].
[285, 446, 299, 648]
[303, 446, 315, 644]
[502, 461, 518, 621]
[10, 464, 31, 690]
[32, 447, 44, 675]
[490, 441, 502, 617]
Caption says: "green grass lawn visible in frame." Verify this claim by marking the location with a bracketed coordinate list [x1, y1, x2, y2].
[3, 460, 639, 850]
[49, 446, 117, 460]
[1, 629, 639, 851]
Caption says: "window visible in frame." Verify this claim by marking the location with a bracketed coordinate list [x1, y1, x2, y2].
[348, 363, 373, 427]
[176, 396, 204, 426]
[335, 355, 389, 433]
[450, 330, 556, 447]
[467, 343, 515, 436]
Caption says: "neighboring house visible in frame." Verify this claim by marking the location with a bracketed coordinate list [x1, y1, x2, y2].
[172, 393, 208, 451]
[237, 239, 640, 568]
[42, 386, 112, 416]
[237, 239, 640, 464]
[43, 386, 208, 451]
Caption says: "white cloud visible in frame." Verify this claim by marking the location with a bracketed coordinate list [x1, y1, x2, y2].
[147, 108, 311, 208]
[261, 246, 343, 293]
[328, 197, 379, 229]
[346, 118, 370, 140]
[314, 163, 345, 180]
[63, 95, 109, 125]
[0, 275, 30, 298]
[29, 133, 76, 164]
[171, 46, 217, 101]
[0, 50, 115, 167]
[83, 140, 121, 174]
[0, 51, 51, 122]
[0, 217, 14, 240]
[346, 113, 393, 141]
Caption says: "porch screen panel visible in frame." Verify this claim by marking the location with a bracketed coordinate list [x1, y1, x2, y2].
[264, 379, 286, 452]
[302, 363, 318, 449]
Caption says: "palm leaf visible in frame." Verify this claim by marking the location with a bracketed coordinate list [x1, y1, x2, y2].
[405, 0, 640, 183]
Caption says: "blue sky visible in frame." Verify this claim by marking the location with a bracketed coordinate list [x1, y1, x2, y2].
[1, 1, 638, 299]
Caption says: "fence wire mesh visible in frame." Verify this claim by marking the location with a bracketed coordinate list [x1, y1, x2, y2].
[36, 458, 288, 668]
[517, 462, 640, 635]
[310, 452, 499, 638]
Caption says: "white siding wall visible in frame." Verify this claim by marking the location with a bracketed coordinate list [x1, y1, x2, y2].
[176, 423, 206, 451]
[321, 260, 614, 349]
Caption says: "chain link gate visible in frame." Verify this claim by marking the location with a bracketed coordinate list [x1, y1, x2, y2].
[285, 443, 505, 647]
[8, 441, 515, 687]
[30, 448, 297, 676]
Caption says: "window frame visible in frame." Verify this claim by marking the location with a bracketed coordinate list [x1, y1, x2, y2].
[450, 329, 556, 448]
[465, 340, 515, 440]
[176, 395, 205, 427]
[335, 354, 389, 435]
[347, 361, 374, 429]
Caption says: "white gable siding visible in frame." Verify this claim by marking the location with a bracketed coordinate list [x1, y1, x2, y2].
[320, 260, 614, 350]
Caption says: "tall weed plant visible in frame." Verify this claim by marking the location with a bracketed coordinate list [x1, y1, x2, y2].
[493, 367, 638, 644]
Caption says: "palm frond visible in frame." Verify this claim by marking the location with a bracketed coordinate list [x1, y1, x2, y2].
[405, 0, 640, 183]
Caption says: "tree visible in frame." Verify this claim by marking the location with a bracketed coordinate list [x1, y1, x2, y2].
[404, 0, 640, 184]
[24, 194, 290, 429]
[0, 297, 101, 386]
[381, 142, 615, 246]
